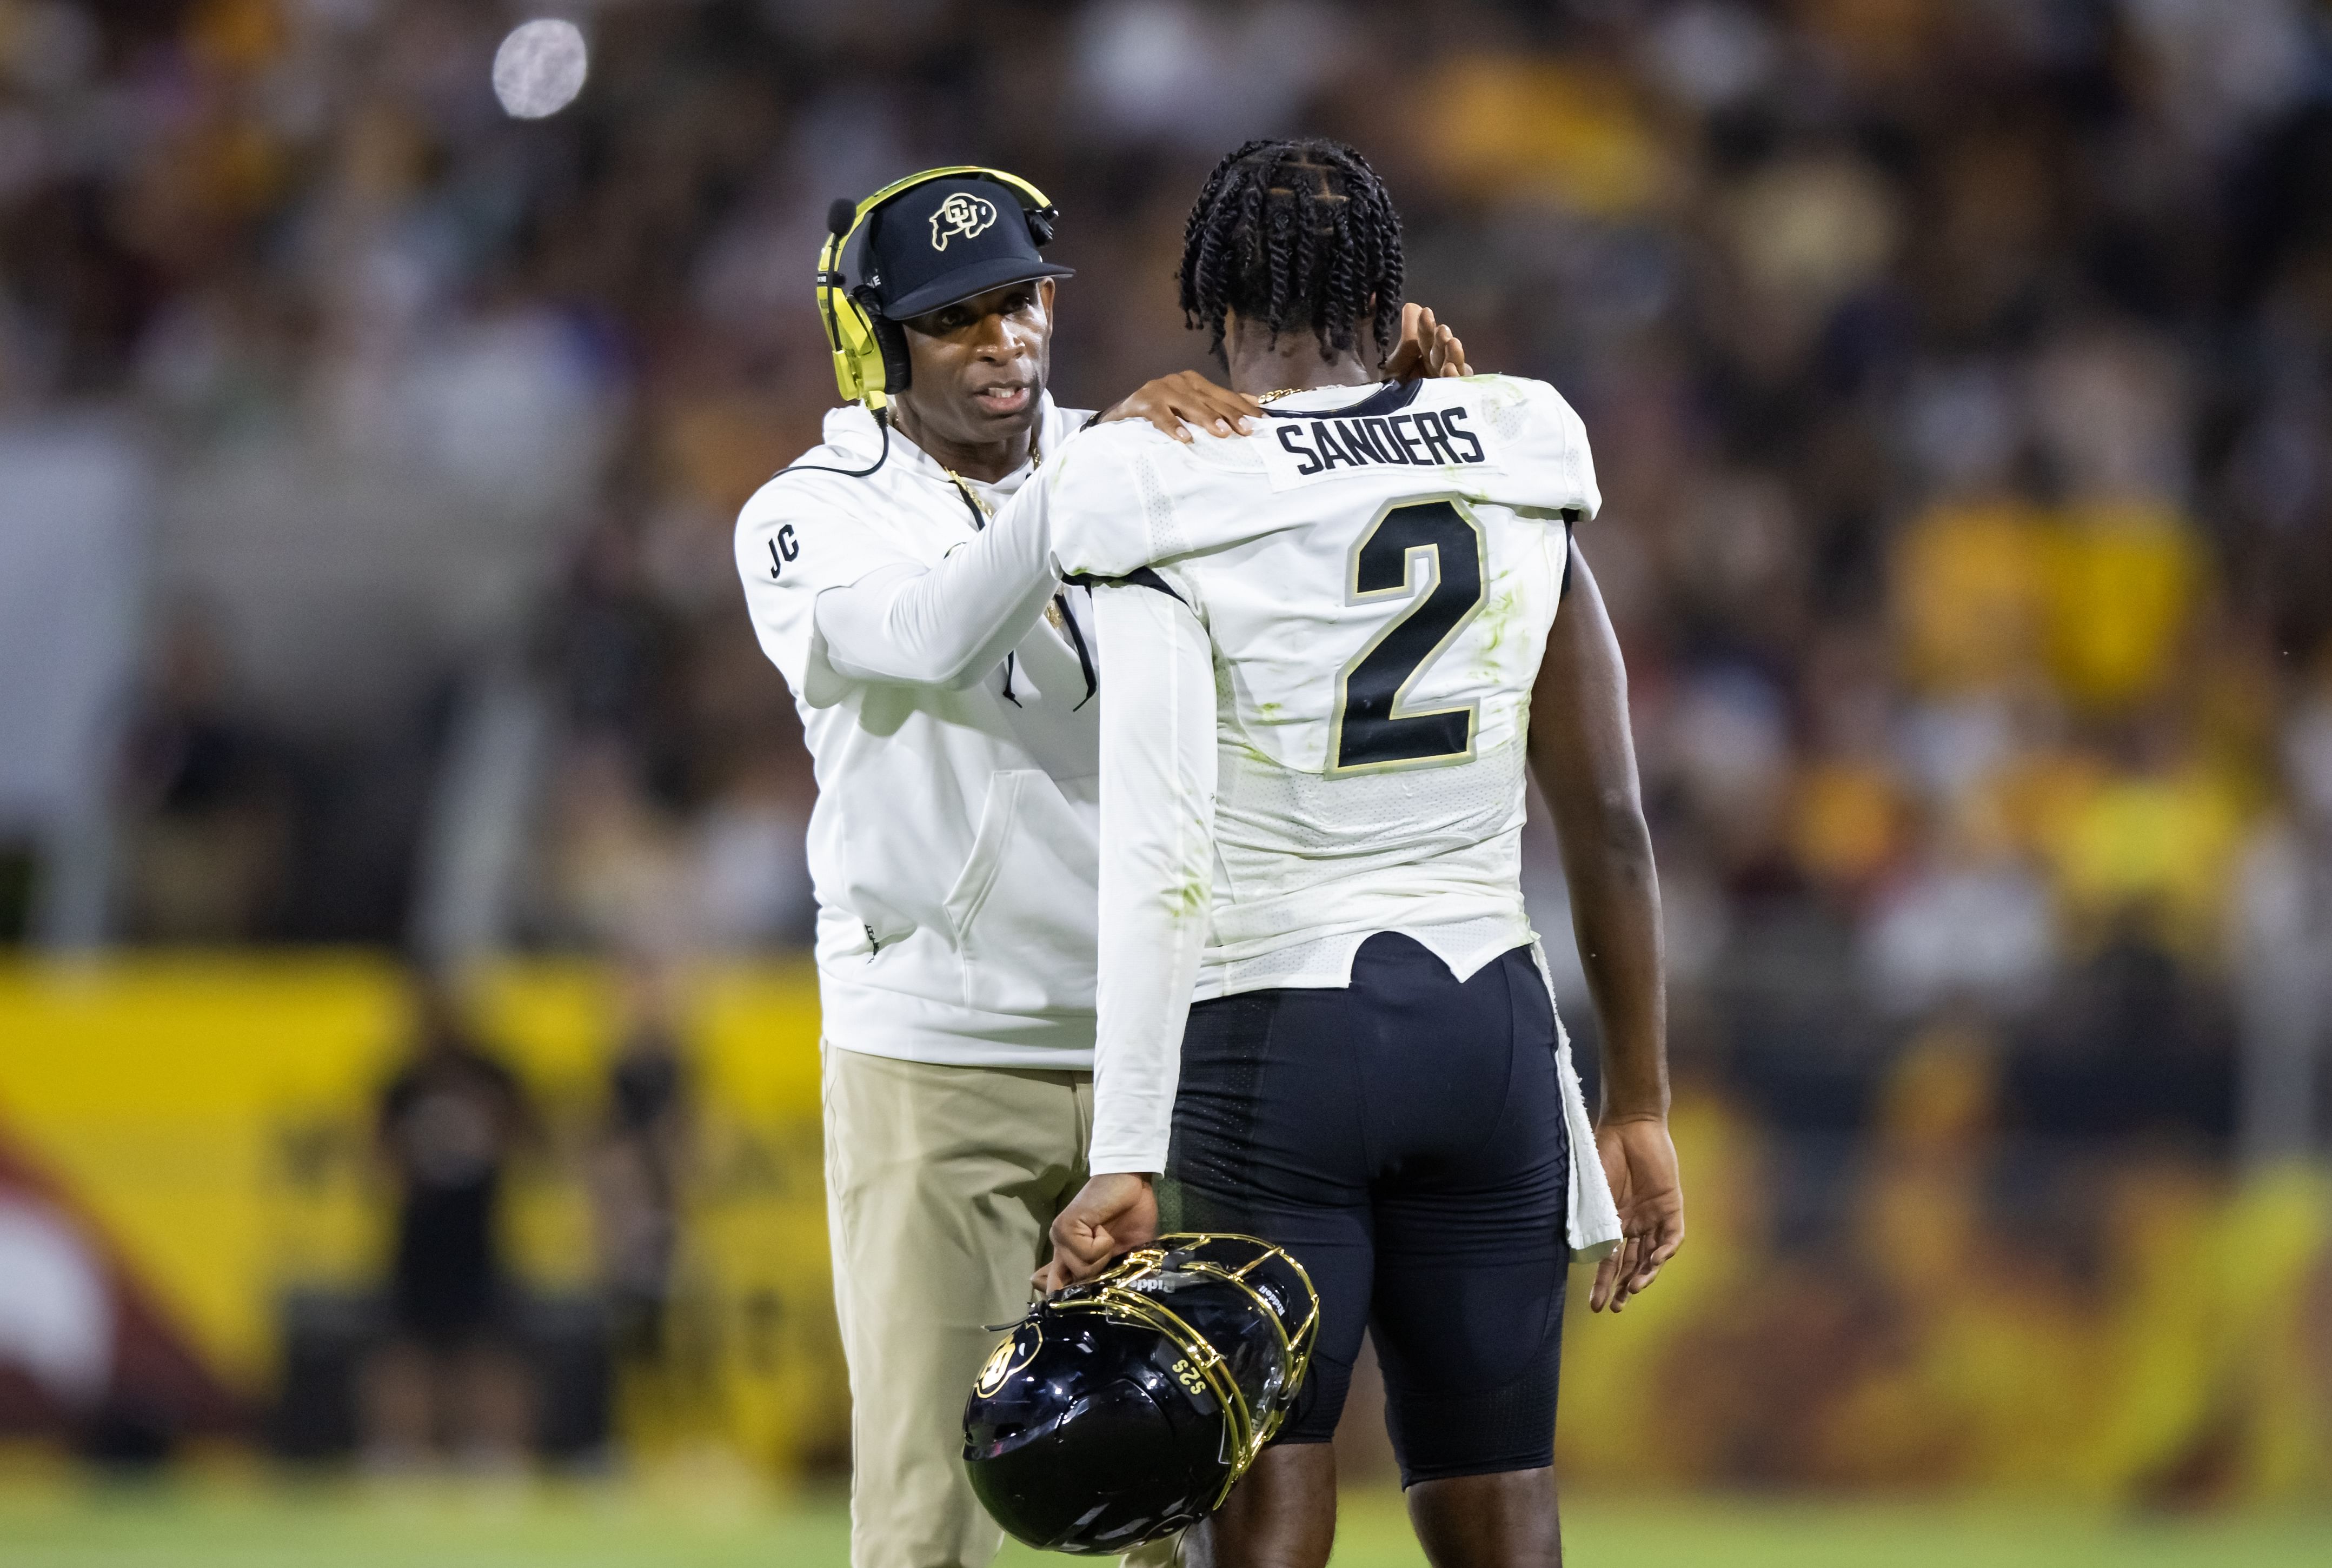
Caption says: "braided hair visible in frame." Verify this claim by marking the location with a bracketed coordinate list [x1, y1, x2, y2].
[1179, 138, 1405, 369]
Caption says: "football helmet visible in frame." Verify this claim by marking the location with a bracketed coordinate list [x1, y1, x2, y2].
[961, 1233, 1319, 1554]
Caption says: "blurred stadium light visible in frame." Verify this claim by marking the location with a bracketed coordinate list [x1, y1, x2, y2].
[493, 21, 589, 123]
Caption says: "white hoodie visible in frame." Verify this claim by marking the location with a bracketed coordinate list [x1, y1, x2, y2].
[733, 395, 1100, 1067]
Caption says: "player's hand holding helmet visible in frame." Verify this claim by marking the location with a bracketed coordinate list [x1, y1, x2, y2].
[960, 1233, 1319, 1554]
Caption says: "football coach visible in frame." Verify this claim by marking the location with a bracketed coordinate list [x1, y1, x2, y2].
[730, 168, 1257, 1568]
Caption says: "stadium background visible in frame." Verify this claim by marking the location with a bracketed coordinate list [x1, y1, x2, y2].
[1, 0, 2329, 1561]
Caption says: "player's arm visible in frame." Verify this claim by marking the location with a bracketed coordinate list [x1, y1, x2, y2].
[1038, 580, 1218, 1292]
[1527, 536, 1683, 1313]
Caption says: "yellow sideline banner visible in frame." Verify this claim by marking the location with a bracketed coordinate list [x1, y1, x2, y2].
[0, 955, 843, 1474]
[3, 958, 2328, 1498]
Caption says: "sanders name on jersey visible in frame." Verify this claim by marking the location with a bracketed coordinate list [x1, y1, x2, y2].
[1263, 405, 1490, 488]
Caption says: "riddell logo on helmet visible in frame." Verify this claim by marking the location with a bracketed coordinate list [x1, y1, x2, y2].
[931, 192, 998, 249]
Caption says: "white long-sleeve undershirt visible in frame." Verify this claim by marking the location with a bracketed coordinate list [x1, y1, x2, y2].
[1085, 580, 1219, 1176]
[810, 479, 1060, 689]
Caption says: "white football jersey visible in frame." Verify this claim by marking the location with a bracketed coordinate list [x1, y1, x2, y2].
[1047, 373, 1599, 995]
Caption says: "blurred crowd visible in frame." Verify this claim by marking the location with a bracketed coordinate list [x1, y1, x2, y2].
[3, 0, 2330, 1166]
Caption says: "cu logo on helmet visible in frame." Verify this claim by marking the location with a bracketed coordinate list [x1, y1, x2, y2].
[930, 192, 998, 250]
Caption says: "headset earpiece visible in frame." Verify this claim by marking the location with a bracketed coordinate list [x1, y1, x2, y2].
[1027, 205, 1058, 247]
[871, 314, 913, 397]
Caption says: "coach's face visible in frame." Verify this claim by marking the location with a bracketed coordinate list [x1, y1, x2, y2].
[896, 278, 1055, 449]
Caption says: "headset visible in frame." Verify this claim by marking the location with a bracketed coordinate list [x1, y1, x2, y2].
[815, 165, 1061, 414]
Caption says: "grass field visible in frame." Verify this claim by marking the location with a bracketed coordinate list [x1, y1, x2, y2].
[0, 1478, 2327, 1567]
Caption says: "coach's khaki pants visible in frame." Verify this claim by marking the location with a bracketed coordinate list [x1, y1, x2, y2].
[825, 1045, 1182, 1568]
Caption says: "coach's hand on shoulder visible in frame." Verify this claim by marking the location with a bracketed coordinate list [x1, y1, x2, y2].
[1034, 1173, 1159, 1294]
[1590, 1115, 1684, 1314]
[1384, 302, 1470, 381]
[1098, 372, 1261, 442]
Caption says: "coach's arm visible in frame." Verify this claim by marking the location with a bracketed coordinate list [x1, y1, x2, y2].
[811, 378, 1259, 689]
[1527, 536, 1684, 1314]
[812, 308, 1468, 690]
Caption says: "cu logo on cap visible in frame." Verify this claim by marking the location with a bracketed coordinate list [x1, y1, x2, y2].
[931, 192, 998, 250]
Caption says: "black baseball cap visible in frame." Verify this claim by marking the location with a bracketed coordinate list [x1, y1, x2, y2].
[859, 176, 1075, 322]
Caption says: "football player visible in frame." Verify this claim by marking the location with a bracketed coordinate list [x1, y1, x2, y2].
[1033, 141, 1685, 1567]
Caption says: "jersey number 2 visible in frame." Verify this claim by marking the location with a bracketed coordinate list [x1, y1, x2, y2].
[1332, 497, 1486, 773]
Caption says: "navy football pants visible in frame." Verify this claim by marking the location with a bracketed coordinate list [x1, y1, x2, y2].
[1162, 932, 1573, 1486]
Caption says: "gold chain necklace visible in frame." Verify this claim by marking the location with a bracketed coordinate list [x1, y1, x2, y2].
[944, 469, 995, 520]
[941, 436, 1040, 522]
[1254, 388, 1308, 403]
[942, 443, 1065, 631]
